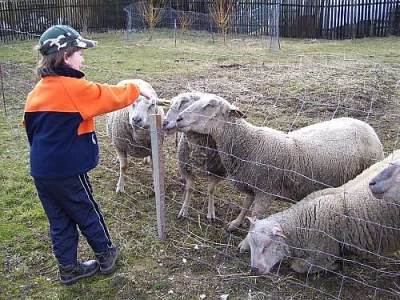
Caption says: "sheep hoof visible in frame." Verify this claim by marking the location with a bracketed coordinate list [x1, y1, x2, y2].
[206, 215, 216, 223]
[226, 221, 242, 232]
[238, 238, 250, 253]
[178, 207, 189, 219]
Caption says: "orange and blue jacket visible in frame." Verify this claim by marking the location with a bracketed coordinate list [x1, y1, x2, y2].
[23, 66, 140, 179]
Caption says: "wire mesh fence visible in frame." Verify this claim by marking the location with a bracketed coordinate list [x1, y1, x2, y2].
[1, 31, 400, 298]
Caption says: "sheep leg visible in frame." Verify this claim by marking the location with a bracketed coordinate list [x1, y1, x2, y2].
[147, 156, 156, 197]
[116, 150, 128, 194]
[227, 193, 254, 232]
[238, 234, 250, 253]
[206, 176, 221, 221]
[291, 256, 340, 274]
[251, 197, 270, 219]
[236, 197, 271, 251]
[143, 155, 152, 167]
[178, 173, 195, 218]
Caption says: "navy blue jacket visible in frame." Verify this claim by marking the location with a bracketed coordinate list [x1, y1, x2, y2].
[23, 66, 140, 179]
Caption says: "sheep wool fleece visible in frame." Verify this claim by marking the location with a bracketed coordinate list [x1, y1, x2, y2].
[23, 66, 141, 265]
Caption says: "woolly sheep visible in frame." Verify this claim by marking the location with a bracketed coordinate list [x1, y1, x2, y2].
[369, 153, 400, 201]
[245, 150, 400, 275]
[175, 95, 384, 232]
[106, 79, 165, 193]
[163, 92, 226, 220]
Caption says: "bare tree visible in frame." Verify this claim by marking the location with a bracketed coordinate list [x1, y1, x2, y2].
[208, 0, 235, 44]
[178, 11, 196, 40]
[137, 0, 166, 39]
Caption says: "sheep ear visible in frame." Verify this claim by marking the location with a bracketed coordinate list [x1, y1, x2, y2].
[228, 107, 246, 119]
[272, 226, 286, 239]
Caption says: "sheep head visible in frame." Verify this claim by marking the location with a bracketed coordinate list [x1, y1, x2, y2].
[369, 158, 400, 201]
[247, 217, 289, 275]
[128, 96, 162, 129]
[163, 92, 203, 135]
[176, 94, 245, 134]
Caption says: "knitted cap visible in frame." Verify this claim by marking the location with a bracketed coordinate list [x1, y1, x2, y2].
[38, 25, 97, 56]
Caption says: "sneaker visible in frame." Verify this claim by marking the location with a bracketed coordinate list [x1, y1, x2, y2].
[95, 247, 118, 275]
[59, 260, 99, 286]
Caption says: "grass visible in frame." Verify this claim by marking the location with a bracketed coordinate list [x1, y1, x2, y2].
[1, 29, 400, 299]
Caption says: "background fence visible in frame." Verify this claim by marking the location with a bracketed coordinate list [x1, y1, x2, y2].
[1, 0, 399, 42]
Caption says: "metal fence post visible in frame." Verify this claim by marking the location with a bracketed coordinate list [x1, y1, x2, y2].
[270, 0, 281, 51]
[149, 114, 166, 241]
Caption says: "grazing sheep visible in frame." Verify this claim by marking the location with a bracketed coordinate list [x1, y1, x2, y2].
[106, 79, 165, 193]
[175, 95, 384, 232]
[245, 150, 400, 275]
[163, 92, 226, 220]
[369, 153, 400, 201]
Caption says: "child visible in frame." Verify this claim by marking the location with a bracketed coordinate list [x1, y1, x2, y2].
[23, 25, 153, 285]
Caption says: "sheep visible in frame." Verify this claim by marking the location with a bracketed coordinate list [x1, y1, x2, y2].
[244, 150, 400, 275]
[106, 79, 165, 193]
[175, 95, 384, 232]
[163, 92, 227, 221]
[369, 153, 400, 201]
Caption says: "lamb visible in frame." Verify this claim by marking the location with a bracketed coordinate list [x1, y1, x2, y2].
[369, 153, 400, 201]
[163, 92, 226, 220]
[106, 79, 165, 193]
[175, 95, 384, 232]
[245, 150, 400, 275]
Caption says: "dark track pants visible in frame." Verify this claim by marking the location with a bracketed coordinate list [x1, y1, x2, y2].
[34, 173, 113, 265]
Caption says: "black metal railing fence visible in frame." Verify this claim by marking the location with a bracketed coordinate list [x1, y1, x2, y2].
[1, 0, 399, 41]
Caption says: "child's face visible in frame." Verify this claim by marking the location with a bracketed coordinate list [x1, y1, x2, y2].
[64, 49, 84, 71]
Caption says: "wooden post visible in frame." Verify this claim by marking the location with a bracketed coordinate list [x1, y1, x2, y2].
[149, 114, 166, 241]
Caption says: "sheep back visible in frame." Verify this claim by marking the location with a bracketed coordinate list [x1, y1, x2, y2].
[217, 117, 384, 202]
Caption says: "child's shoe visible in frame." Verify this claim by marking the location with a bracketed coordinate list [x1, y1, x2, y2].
[95, 247, 118, 275]
[59, 260, 99, 285]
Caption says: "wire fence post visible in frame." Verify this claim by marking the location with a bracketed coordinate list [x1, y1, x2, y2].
[0, 64, 6, 117]
[270, 0, 281, 51]
[149, 114, 166, 241]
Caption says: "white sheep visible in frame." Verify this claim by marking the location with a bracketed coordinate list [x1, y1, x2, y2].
[163, 92, 226, 220]
[245, 150, 400, 275]
[175, 95, 384, 232]
[106, 79, 165, 193]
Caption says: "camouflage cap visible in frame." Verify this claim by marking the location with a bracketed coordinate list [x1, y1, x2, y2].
[38, 25, 97, 56]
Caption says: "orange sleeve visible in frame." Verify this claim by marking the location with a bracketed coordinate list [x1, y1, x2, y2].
[63, 78, 141, 120]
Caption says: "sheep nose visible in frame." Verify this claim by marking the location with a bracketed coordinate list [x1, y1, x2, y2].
[369, 180, 376, 187]
[162, 120, 169, 128]
[131, 117, 142, 126]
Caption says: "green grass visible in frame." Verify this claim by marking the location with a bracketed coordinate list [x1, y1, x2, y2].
[1, 29, 400, 299]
